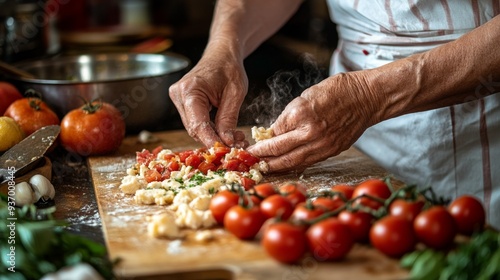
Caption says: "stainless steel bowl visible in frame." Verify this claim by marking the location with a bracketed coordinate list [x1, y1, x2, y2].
[6, 53, 190, 133]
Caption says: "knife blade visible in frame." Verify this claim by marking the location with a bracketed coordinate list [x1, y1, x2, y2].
[0, 125, 60, 184]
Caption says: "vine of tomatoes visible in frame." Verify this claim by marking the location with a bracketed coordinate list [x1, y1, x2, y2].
[210, 178, 489, 265]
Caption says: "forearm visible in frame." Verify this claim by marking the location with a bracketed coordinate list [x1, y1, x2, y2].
[206, 0, 303, 60]
[370, 15, 500, 123]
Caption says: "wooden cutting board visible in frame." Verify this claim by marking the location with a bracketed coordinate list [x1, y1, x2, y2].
[88, 127, 409, 280]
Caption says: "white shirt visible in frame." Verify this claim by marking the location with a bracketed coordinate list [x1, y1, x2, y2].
[327, 0, 500, 228]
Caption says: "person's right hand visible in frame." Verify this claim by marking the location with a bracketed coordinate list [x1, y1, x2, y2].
[248, 71, 381, 173]
[169, 43, 249, 148]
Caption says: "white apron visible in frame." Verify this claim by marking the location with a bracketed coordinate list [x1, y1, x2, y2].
[326, 0, 500, 228]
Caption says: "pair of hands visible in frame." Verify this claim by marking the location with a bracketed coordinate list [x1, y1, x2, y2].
[169, 50, 379, 173]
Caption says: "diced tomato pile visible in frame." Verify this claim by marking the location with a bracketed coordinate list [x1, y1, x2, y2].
[135, 142, 260, 189]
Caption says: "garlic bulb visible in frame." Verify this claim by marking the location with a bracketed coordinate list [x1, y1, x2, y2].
[29, 174, 56, 202]
[13, 174, 56, 207]
[14, 182, 36, 207]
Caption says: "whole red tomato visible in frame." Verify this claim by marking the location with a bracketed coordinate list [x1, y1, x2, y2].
[261, 221, 307, 263]
[4, 97, 59, 136]
[251, 183, 277, 199]
[209, 190, 240, 225]
[0, 82, 23, 115]
[448, 195, 486, 236]
[224, 204, 265, 240]
[306, 217, 354, 261]
[338, 210, 374, 243]
[260, 194, 294, 220]
[413, 206, 457, 250]
[312, 196, 345, 212]
[352, 178, 392, 210]
[330, 184, 355, 200]
[370, 215, 416, 258]
[60, 101, 125, 156]
[290, 201, 325, 224]
[279, 183, 307, 207]
[389, 199, 425, 222]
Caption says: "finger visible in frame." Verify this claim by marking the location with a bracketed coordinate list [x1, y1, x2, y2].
[215, 85, 246, 146]
[260, 144, 311, 173]
[182, 92, 222, 147]
[247, 128, 310, 158]
[231, 130, 249, 148]
[169, 83, 188, 128]
[262, 140, 334, 173]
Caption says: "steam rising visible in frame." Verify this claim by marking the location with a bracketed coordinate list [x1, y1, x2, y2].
[247, 53, 325, 127]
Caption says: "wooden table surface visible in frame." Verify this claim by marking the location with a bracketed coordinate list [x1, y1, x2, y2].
[82, 127, 409, 280]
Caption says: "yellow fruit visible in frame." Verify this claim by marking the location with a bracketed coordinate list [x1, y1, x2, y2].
[0, 116, 25, 152]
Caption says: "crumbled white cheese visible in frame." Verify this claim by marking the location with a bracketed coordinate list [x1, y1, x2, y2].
[171, 189, 196, 209]
[174, 203, 216, 229]
[126, 166, 139, 176]
[119, 175, 143, 194]
[147, 213, 183, 239]
[251, 126, 273, 142]
[194, 230, 215, 243]
[189, 195, 211, 211]
[134, 189, 174, 205]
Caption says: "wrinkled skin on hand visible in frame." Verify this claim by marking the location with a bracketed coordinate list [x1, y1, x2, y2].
[248, 71, 380, 173]
[169, 45, 249, 148]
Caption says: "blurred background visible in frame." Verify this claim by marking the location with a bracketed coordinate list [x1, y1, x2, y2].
[0, 0, 338, 129]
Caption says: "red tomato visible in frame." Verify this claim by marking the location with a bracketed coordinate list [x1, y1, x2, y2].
[251, 183, 278, 199]
[261, 222, 307, 263]
[212, 143, 231, 165]
[209, 190, 240, 225]
[290, 202, 325, 224]
[370, 215, 416, 258]
[60, 101, 125, 156]
[338, 210, 374, 243]
[197, 161, 216, 174]
[185, 154, 202, 168]
[331, 184, 355, 200]
[237, 150, 260, 166]
[352, 179, 392, 210]
[4, 97, 60, 136]
[144, 169, 162, 183]
[248, 194, 262, 206]
[224, 204, 266, 240]
[279, 183, 307, 207]
[306, 217, 354, 261]
[389, 199, 425, 222]
[312, 197, 345, 212]
[0, 82, 23, 115]
[167, 160, 180, 172]
[260, 194, 294, 220]
[448, 195, 486, 236]
[414, 206, 457, 250]
[240, 177, 256, 191]
[222, 158, 245, 172]
[178, 150, 194, 163]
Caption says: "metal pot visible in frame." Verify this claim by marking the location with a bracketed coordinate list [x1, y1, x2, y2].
[5, 52, 190, 133]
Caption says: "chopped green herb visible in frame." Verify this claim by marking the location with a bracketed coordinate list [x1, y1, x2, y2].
[174, 178, 184, 184]
[214, 169, 226, 176]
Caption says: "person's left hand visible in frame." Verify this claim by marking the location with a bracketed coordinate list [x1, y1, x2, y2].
[247, 71, 381, 173]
